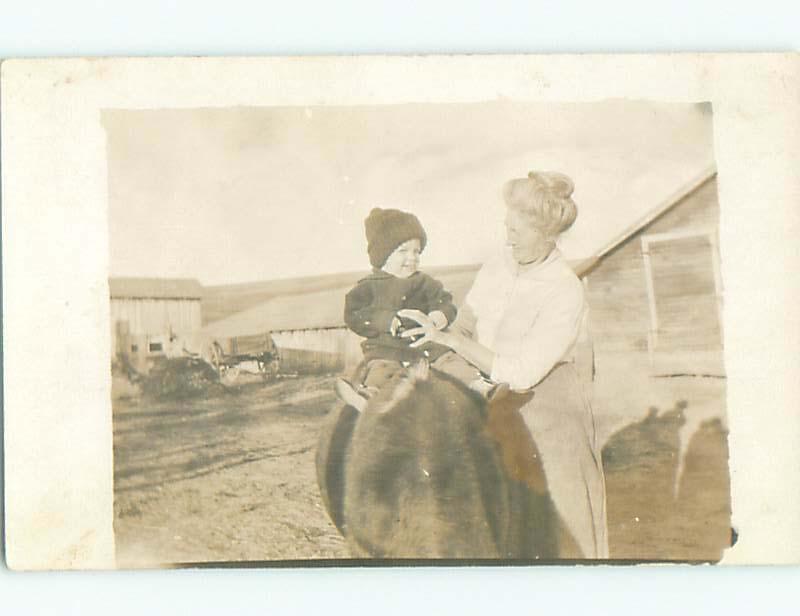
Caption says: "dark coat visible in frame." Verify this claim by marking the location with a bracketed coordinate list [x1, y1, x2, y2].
[344, 270, 458, 363]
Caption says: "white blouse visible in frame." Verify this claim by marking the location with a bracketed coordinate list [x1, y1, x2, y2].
[463, 247, 588, 390]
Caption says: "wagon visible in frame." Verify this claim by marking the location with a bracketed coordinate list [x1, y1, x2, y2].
[206, 332, 280, 384]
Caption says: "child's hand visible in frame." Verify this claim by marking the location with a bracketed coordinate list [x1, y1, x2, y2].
[389, 316, 402, 336]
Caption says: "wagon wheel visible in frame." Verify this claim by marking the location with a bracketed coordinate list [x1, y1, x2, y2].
[208, 341, 225, 374]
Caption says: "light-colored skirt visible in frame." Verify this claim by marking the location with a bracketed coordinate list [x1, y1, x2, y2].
[522, 362, 609, 559]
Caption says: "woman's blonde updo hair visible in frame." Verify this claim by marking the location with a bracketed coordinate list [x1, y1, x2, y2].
[503, 171, 578, 239]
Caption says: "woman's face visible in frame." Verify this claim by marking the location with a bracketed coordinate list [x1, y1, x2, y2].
[504, 208, 553, 264]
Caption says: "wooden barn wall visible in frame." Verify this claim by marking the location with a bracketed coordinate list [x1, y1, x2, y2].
[643, 177, 720, 235]
[111, 298, 202, 336]
[584, 177, 720, 358]
[272, 328, 363, 375]
[110, 298, 202, 359]
[647, 235, 722, 353]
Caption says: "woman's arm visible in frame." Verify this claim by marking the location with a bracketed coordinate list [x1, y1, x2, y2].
[441, 328, 496, 376]
[398, 308, 496, 375]
[401, 277, 586, 390]
[449, 303, 478, 339]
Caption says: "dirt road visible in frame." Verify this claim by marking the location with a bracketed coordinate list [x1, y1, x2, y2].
[113, 374, 730, 566]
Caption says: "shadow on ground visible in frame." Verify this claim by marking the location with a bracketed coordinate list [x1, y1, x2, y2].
[603, 400, 731, 561]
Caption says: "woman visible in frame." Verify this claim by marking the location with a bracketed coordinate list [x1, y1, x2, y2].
[399, 171, 609, 559]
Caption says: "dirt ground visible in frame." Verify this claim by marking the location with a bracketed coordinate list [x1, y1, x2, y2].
[113, 369, 731, 567]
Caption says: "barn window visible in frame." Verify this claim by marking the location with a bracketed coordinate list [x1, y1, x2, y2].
[641, 229, 723, 376]
[130, 344, 139, 352]
[148, 342, 163, 353]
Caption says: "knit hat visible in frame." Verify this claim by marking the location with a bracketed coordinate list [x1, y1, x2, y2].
[364, 208, 428, 268]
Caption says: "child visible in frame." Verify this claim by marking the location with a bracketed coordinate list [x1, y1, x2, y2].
[335, 207, 505, 412]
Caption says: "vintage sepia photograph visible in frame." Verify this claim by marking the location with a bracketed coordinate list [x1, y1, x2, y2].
[1, 42, 799, 616]
[104, 100, 731, 565]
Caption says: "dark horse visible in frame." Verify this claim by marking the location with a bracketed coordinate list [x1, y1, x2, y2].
[316, 360, 559, 559]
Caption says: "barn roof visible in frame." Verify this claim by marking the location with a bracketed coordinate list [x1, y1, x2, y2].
[109, 277, 203, 300]
[592, 165, 717, 261]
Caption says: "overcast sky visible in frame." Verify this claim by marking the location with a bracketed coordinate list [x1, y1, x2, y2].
[104, 101, 715, 285]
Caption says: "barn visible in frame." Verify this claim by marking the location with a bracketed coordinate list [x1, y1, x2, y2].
[109, 277, 203, 372]
[582, 166, 723, 378]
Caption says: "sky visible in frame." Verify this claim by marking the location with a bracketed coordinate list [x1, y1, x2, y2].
[104, 100, 715, 285]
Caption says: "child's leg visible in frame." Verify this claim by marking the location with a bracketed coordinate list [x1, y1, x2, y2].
[431, 351, 483, 385]
[432, 352, 508, 399]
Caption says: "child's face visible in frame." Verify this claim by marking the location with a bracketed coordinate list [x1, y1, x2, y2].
[382, 238, 421, 278]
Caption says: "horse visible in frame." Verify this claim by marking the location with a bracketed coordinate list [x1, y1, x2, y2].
[315, 360, 559, 559]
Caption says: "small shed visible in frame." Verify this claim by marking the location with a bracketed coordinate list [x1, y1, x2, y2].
[109, 277, 203, 371]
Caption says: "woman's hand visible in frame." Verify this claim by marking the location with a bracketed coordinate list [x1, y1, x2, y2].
[428, 310, 449, 330]
[397, 309, 448, 348]
[401, 308, 497, 374]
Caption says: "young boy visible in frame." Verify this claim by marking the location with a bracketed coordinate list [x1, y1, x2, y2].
[335, 207, 504, 412]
